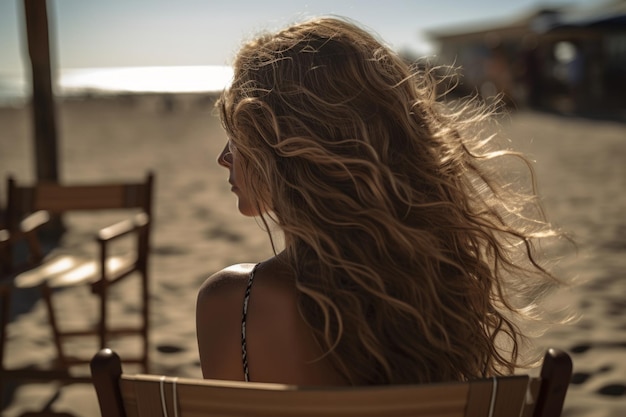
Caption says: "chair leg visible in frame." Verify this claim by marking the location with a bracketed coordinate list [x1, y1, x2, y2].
[98, 285, 107, 350]
[41, 284, 69, 369]
[0, 287, 11, 405]
[0, 287, 10, 370]
[141, 271, 149, 373]
[98, 243, 109, 352]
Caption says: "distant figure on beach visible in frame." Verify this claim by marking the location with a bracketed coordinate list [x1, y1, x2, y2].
[196, 16, 562, 385]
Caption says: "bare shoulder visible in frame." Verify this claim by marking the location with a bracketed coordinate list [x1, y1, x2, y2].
[197, 259, 294, 312]
[196, 260, 295, 332]
[196, 263, 256, 381]
[197, 258, 345, 385]
[198, 263, 257, 299]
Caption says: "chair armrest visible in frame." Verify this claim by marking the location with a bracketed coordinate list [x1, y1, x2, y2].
[1, 211, 50, 268]
[19, 210, 51, 234]
[97, 213, 149, 242]
[0, 229, 10, 281]
[0, 229, 8, 246]
[0, 229, 10, 269]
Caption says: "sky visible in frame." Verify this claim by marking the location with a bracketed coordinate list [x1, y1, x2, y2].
[0, 0, 606, 74]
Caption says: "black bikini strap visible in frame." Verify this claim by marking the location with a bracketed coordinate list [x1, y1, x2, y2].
[241, 263, 259, 382]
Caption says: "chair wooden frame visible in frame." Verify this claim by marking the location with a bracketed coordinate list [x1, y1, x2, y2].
[90, 348, 572, 417]
[0, 173, 154, 394]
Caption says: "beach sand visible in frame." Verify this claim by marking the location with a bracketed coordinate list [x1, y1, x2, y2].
[0, 94, 624, 416]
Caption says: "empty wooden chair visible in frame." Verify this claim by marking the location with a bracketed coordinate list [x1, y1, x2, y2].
[0, 173, 154, 392]
[90, 348, 572, 417]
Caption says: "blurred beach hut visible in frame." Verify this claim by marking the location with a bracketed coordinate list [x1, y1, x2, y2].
[427, 0, 626, 117]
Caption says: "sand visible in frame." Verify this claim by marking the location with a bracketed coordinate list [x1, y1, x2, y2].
[0, 94, 624, 416]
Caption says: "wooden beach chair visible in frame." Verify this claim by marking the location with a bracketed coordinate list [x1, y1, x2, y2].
[90, 348, 572, 417]
[0, 173, 154, 393]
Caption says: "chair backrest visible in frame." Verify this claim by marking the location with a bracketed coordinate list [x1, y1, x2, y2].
[90, 349, 572, 417]
[5, 173, 154, 231]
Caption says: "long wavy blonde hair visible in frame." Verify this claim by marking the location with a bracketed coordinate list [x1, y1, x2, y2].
[218, 16, 564, 385]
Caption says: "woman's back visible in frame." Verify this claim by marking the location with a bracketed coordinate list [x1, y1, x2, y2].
[196, 256, 347, 385]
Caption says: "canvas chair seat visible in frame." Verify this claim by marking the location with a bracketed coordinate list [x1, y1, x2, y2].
[13, 253, 135, 289]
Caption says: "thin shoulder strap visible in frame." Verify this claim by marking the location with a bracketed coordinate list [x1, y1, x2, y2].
[241, 263, 259, 382]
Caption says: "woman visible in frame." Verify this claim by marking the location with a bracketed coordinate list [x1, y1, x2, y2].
[196, 16, 562, 385]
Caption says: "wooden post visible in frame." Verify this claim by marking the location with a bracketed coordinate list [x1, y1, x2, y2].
[23, 0, 60, 183]
[22, 0, 65, 242]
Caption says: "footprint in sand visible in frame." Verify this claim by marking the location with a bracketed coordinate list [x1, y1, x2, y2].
[156, 344, 186, 354]
[569, 356, 626, 398]
[597, 384, 625, 397]
[570, 341, 626, 354]
[204, 226, 243, 243]
[571, 365, 612, 384]
[152, 245, 189, 256]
